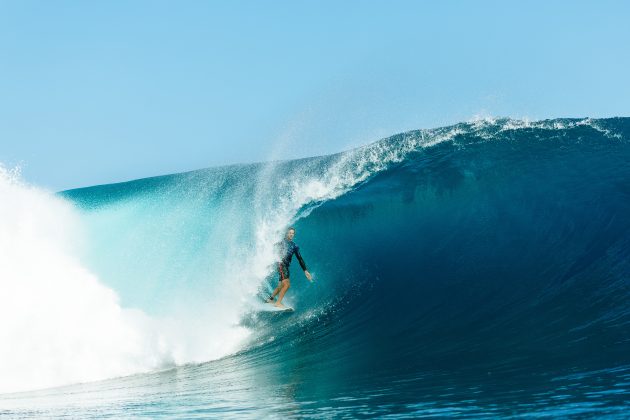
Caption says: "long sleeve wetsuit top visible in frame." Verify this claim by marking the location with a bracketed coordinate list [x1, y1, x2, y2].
[278, 239, 307, 271]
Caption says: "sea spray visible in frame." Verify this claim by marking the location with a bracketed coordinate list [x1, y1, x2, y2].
[0, 166, 176, 393]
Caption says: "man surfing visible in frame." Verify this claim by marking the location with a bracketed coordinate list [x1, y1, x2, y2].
[266, 227, 313, 309]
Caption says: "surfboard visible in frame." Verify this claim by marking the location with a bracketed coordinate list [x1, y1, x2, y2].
[265, 302, 294, 312]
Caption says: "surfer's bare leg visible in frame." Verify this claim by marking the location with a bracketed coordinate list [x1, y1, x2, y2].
[267, 283, 283, 302]
[275, 279, 290, 307]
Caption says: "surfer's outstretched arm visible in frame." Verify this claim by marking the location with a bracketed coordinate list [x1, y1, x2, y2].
[295, 247, 313, 281]
[295, 247, 307, 271]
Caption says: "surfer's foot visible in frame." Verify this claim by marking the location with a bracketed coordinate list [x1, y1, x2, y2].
[265, 296, 275, 303]
[274, 302, 286, 309]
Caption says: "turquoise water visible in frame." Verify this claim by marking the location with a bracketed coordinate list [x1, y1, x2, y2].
[2, 118, 629, 417]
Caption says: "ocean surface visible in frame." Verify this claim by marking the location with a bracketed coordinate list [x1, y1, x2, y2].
[1, 118, 629, 418]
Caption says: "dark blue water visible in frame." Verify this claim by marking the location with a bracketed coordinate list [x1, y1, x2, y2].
[2, 118, 629, 418]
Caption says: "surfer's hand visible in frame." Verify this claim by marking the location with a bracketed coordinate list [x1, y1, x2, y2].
[305, 271, 313, 282]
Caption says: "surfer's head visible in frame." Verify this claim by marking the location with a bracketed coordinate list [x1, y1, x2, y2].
[286, 227, 295, 241]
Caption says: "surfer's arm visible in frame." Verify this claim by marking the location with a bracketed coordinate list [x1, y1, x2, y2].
[295, 248, 313, 281]
[295, 247, 307, 271]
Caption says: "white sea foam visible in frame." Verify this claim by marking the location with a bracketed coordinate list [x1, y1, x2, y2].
[465, 115, 623, 139]
[0, 166, 180, 394]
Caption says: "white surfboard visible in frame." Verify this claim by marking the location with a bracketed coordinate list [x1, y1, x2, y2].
[265, 302, 294, 312]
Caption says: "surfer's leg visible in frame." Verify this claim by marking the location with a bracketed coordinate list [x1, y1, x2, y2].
[275, 279, 290, 306]
[268, 264, 288, 302]
[267, 283, 283, 302]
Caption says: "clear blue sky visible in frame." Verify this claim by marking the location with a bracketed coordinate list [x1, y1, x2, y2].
[1, 1, 629, 191]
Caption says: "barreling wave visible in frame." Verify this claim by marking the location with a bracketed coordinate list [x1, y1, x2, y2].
[2, 117, 629, 404]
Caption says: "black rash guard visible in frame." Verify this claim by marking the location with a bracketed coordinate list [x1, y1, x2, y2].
[278, 239, 307, 271]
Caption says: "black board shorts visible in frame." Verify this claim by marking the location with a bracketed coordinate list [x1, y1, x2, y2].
[278, 263, 290, 282]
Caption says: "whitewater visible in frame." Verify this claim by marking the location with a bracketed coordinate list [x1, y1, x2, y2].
[1, 117, 629, 418]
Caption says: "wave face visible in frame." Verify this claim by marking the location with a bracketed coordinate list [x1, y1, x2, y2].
[2, 118, 630, 417]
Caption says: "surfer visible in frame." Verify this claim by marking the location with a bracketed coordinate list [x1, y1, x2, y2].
[266, 227, 313, 308]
